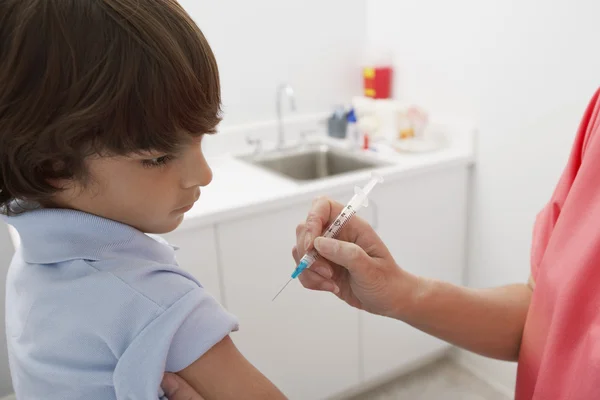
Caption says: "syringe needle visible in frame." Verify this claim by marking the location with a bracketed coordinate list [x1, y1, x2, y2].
[272, 278, 292, 301]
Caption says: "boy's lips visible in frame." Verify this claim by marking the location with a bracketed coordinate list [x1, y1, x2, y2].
[175, 203, 194, 213]
[175, 191, 200, 212]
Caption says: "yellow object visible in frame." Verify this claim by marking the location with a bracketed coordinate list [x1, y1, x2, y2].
[399, 128, 414, 139]
[364, 88, 375, 97]
[363, 68, 375, 78]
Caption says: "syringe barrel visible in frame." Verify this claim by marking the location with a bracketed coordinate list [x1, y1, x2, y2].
[300, 250, 318, 266]
[291, 174, 383, 280]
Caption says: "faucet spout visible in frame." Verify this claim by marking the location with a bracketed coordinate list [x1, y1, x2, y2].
[276, 83, 296, 149]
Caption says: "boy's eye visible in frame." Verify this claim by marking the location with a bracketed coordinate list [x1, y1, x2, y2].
[141, 155, 173, 168]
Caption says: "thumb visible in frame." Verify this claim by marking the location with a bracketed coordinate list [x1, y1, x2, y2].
[161, 374, 180, 398]
[314, 237, 369, 272]
[162, 373, 204, 400]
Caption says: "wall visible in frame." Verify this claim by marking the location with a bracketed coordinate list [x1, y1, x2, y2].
[178, 0, 367, 127]
[366, 0, 600, 393]
[0, 225, 13, 396]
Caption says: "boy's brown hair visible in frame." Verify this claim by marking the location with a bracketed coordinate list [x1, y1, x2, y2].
[0, 0, 221, 214]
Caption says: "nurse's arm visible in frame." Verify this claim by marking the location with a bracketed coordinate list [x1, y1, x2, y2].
[398, 275, 535, 362]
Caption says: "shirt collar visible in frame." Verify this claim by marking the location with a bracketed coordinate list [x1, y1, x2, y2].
[2, 208, 177, 265]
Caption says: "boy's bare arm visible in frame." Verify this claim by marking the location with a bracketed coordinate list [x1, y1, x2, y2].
[176, 335, 287, 400]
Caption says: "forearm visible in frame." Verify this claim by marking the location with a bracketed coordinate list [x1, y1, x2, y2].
[398, 275, 532, 361]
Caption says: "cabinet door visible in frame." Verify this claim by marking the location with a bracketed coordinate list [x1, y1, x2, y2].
[361, 166, 469, 381]
[162, 225, 223, 304]
[216, 193, 361, 400]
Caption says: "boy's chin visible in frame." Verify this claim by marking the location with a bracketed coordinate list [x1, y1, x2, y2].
[139, 215, 184, 234]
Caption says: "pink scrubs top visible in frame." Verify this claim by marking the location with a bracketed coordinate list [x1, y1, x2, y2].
[517, 87, 600, 399]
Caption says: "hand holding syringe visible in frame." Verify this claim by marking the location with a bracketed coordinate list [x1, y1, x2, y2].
[272, 173, 384, 301]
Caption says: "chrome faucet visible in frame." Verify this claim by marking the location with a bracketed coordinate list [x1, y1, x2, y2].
[276, 83, 296, 149]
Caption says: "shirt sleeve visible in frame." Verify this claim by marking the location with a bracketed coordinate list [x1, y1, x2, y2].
[530, 202, 560, 282]
[165, 288, 239, 372]
[112, 286, 238, 400]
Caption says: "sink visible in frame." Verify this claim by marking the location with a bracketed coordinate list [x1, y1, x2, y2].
[237, 144, 391, 181]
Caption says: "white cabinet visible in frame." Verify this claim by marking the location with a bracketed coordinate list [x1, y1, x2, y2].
[360, 166, 468, 381]
[216, 194, 362, 400]
[161, 165, 469, 398]
[162, 225, 224, 304]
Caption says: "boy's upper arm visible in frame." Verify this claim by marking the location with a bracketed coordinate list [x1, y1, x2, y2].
[112, 266, 280, 398]
[177, 335, 286, 400]
[112, 279, 239, 398]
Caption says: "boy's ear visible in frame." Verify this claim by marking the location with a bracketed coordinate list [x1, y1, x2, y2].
[46, 178, 72, 190]
[45, 159, 76, 190]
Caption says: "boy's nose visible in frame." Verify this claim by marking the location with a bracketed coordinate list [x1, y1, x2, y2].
[182, 147, 213, 188]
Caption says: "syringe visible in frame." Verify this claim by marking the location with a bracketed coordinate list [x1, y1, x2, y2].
[272, 173, 384, 301]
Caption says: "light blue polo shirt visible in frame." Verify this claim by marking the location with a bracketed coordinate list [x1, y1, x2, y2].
[1, 207, 238, 399]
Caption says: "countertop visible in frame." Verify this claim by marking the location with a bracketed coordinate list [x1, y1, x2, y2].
[177, 118, 477, 231]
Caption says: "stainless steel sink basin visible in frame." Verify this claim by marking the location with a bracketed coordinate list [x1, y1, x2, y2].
[238, 144, 390, 181]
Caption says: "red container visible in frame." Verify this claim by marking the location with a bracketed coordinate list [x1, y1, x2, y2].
[363, 66, 392, 99]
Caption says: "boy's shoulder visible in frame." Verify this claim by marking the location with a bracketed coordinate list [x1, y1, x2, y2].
[5, 207, 206, 311]
[82, 234, 202, 311]
[94, 252, 203, 312]
[4, 207, 220, 345]
[8, 237, 205, 328]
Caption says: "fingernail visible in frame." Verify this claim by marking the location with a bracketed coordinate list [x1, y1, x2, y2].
[321, 282, 336, 292]
[304, 234, 312, 251]
[314, 266, 332, 279]
[333, 285, 340, 294]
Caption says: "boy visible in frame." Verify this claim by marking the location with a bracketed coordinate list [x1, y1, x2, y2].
[0, 1, 285, 398]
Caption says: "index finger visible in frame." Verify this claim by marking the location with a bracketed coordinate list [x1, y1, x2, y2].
[303, 196, 372, 252]
[303, 197, 343, 251]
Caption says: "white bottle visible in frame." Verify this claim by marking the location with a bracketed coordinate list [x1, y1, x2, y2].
[346, 108, 360, 150]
